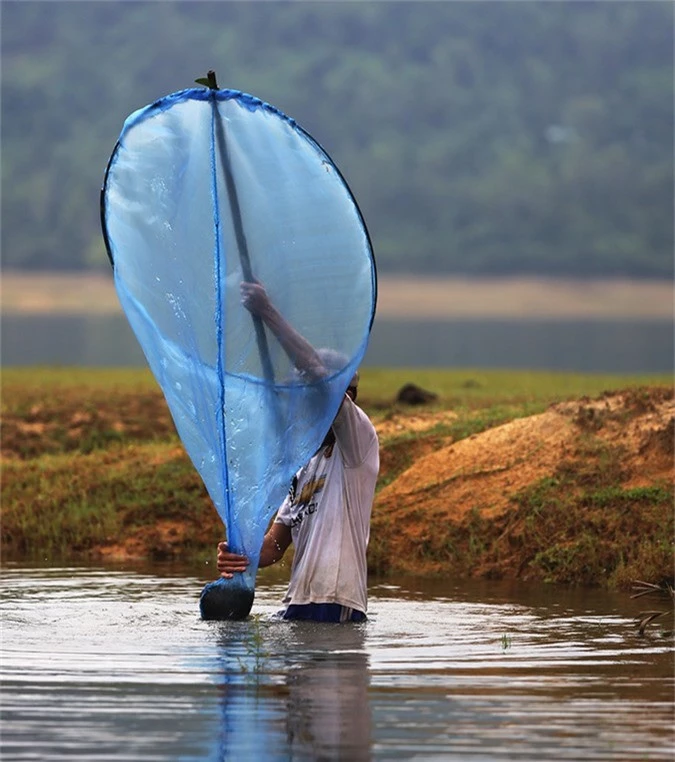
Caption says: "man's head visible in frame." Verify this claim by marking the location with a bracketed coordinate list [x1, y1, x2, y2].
[346, 370, 359, 401]
[316, 348, 359, 400]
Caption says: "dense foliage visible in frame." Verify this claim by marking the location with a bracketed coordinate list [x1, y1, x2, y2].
[2, 1, 672, 277]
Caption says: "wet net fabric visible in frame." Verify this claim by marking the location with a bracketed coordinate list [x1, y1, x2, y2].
[101, 88, 376, 589]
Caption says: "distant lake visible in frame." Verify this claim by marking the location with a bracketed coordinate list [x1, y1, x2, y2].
[2, 313, 672, 374]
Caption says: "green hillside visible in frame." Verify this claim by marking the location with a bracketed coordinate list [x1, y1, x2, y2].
[2, 1, 672, 277]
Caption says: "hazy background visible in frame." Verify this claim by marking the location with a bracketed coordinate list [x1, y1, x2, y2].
[1, 1, 673, 371]
[3, 0, 673, 277]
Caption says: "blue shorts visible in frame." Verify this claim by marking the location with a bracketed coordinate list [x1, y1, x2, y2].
[282, 603, 366, 623]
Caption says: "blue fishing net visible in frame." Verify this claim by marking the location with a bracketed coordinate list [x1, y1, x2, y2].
[101, 86, 376, 610]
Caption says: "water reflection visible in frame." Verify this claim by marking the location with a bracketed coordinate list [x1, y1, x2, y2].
[1, 565, 673, 761]
[282, 625, 371, 760]
[212, 620, 371, 760]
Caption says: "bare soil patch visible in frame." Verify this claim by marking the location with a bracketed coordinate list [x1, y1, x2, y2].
[377, 409, 577, 520]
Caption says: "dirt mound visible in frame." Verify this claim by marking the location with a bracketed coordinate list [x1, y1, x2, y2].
[377, 388, 673, 518]
[371, 387, 674, 580]
[377, 408, 575, 520]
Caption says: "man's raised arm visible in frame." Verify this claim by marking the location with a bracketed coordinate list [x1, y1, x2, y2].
[240, 281, 328, 380]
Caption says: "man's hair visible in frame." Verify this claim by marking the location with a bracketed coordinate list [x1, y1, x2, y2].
[317, 348, 359, 387]
[289, 348, 358, 387]
[316, 348, 348, 371]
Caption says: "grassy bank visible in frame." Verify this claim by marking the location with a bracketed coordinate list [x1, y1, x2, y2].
[2, 367, 672, 589]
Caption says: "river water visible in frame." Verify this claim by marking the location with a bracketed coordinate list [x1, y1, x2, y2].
[1, 564, 672, 761]
[2, 314, 673, 373]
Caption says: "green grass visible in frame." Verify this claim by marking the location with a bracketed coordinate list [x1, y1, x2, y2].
[4, 366, 670, 404]
[2, 442, 220, 558]
[2, 367, 162, 392]
[359, 367, 672, 409]
[506, 458, 673, 588]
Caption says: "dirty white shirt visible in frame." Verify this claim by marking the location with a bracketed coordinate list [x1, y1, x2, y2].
[274, 395, 379, 614]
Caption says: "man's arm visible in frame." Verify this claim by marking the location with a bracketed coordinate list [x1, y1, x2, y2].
[216, 522, 292, 578]
[259, 521, 293, 567]
[240, 281, 327, 380]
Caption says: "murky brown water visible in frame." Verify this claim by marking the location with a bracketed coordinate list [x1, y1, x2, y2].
[1, 564, 672, 760]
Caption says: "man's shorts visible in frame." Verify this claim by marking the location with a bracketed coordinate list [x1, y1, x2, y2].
[281, 603, 366, 623]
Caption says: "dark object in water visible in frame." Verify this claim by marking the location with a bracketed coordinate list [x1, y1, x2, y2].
[631, 579, 674, 636]
[200, 577, 255, 620]
[396, 383, 438, 406]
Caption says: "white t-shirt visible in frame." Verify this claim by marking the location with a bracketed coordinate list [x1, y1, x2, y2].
[275, 395, 379, 614]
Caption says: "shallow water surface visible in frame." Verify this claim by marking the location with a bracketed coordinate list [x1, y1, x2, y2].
[1, 565, 672, 760]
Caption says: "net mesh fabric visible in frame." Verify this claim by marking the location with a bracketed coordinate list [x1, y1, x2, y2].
[102, 88, 376, 588]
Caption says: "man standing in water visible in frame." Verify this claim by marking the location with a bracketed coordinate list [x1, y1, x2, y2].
[216, 281, 379, 623]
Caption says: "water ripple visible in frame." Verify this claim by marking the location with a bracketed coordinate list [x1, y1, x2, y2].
[1, 566, 672, 761]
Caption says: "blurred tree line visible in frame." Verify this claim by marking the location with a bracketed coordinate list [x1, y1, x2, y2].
[2, 1, 672, 277]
